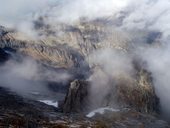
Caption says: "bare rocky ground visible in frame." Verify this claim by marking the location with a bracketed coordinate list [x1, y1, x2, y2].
[0, 86, 169, 128]
[0, 76, 169, 128]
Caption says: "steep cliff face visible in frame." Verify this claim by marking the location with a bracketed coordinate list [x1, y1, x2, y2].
[0, 18, 166, 126]
[62, 68, 159, 114]
[62, 79, 90, 113]
[115, 68, 159, 113]
[0, 21, 159, 114]
[0, 20, 131, 69]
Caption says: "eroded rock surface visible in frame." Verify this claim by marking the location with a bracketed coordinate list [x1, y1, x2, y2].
[62, 79, 90, 113]
[62, 68, 159, 115]
[0, 19, 168, 128]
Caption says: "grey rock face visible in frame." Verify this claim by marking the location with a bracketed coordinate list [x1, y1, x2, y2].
[0, 23, 160, 115]
[61, 67, 159, 114]
[0, 21, 131, 69]
[62, 80, 90, 113]
[0, 20, 167, 127]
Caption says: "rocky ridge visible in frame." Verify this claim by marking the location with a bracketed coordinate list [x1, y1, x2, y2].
[0, 19, 169, 127]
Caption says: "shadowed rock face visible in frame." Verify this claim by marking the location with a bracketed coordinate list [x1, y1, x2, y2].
[62, 68, 159, 114]
[62, 80, 90, 113]
[0, 48, 10, 63]
[115, 68, 159, 113]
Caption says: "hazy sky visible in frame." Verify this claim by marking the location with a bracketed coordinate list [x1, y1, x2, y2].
[0, 0, 170, 40]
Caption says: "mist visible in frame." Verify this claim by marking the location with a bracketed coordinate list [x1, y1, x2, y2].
[0, 0, 130, 37]
[0, 57, 47, 96]
[136, 44, 170, 118]
[0, 0, 129, 25]
[1, 0, 170, 36]
[0, 55, 71, 98]
[1, 0, 170, 119]
[87, 49, 134, 109]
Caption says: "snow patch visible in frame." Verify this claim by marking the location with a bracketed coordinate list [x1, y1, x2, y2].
[39, 100, 58, 108]
[86, 107, 120, 118]
[4, 50, 12, 54]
